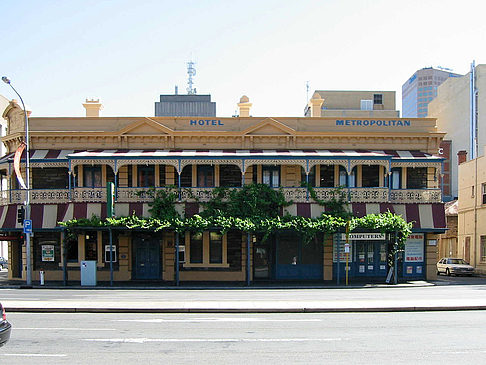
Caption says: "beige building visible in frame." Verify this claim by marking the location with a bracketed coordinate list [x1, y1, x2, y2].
[0, 96, 446, 284]
[457, 147, 486, 274]
[305, 90, 399, 118]
[428, 64, 486, 200]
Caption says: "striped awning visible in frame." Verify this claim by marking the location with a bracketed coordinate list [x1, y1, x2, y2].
[0, 149, 443, 162]
[0, 202, 446, 232]
[68, 149, 443, 161]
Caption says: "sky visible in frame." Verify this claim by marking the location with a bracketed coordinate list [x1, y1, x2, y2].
[2, 0, 486, 118]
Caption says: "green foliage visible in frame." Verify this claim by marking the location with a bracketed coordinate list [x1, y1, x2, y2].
[306, 184, 351, 218]
[60, 184, 412, 249]
[138, 187, 180, 220]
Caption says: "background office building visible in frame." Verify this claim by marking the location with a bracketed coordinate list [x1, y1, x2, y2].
[402, 67, 461, 118]
[428, 64, 486, 200]
[305, 90, 399, 118]
[155, 94, 216, 117]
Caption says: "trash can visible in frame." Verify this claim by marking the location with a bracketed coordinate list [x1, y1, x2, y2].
[80, 260, 97, 286]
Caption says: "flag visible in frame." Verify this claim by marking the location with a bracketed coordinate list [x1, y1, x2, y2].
[13, 142, 27, 189]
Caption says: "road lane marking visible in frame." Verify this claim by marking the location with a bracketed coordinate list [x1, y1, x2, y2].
[115, 318, 322, 323]
[15, 327, 117, 331]
[84, 338, 342, 343]
[3, 354, 67, 357]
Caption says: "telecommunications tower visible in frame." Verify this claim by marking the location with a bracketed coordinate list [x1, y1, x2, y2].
[187, 61, 197, 94]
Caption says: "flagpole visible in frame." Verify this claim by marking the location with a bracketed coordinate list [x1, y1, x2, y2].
[2, 76, 32, 286]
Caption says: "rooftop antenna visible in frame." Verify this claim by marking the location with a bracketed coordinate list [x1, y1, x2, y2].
[187, 61, 196, 94]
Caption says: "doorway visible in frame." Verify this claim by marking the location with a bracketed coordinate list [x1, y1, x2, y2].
[355, 241, 387, 277]
[132, 234, 161, 280]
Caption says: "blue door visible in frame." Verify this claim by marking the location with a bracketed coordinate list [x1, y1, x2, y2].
[275, 232, 323, 280]
[355, 241, 387, 277]
[133, 236, 160, 280]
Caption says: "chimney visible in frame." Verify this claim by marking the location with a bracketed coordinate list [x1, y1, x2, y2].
[83, 99, 102, 117]
[309, 91, 324, 117]
[457, 150, 468, 164]
[238, 95, 252, 117]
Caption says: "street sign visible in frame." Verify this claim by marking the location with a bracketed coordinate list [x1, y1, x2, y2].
[23, 219, 32, 234]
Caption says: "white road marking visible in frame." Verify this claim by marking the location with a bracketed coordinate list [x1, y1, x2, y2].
[84, 338, 342, 343]
[15, 327, 117, 331]
[115, 318, 321, 323]
[3, 354, 67, 357]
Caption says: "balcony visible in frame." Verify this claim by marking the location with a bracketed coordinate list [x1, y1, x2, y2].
[1, 186, 442, 206]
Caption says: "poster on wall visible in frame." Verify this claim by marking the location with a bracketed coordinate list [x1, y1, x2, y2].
[333, 239, 353, 262]
[405, 234, 424, 262]
[41, 244, 55, 262]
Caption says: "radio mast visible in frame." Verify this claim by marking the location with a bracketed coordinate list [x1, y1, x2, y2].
[187, 61, 197, 94]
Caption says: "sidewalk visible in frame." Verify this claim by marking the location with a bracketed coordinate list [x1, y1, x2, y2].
[3, 279, 486, 314]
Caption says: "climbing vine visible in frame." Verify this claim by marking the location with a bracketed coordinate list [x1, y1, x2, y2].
[60, 183, 412, 249]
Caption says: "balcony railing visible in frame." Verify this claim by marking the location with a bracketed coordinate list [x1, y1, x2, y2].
[389, 188, 442, 204]
[2, 186, 443, 206]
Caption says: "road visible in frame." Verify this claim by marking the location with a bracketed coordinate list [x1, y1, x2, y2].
[3, 311, 486, 364]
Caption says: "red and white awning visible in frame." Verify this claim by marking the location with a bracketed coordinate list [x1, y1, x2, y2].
[68, 149, 442, 161]
[0, 149, 444, 162]
[0, 202, 446, 232]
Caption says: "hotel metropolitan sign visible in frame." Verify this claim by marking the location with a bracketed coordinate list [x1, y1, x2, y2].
[336, 119, 411, 127]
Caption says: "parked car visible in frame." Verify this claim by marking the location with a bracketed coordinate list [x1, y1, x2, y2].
[437, 258, 475, 276]
[0, 257, 7, 270]
[0, 302, 11, 347]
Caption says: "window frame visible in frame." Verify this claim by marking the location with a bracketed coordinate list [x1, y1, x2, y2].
[262, 165, 280, 188]
[184, 231, 229, 268]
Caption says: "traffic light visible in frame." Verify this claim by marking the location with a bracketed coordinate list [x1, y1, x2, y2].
[17, 206, 25, 224]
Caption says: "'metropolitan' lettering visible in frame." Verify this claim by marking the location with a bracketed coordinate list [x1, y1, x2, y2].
[336, 120, 411, 127]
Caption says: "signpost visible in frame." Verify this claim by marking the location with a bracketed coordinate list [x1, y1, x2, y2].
[23, 219, 32, 234]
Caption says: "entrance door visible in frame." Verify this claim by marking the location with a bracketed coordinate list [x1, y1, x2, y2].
[133, 236, 160, 280]
[275, 232, 323, 280]
[254, 245, 271, 279]
[355, 241, 387, 277]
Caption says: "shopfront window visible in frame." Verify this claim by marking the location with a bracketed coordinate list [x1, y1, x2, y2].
[209, 232, 223, 264]
[85, 231, 97, 261]
[189, 232, 203, 264]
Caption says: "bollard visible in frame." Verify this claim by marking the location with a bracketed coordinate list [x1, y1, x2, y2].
[40, 270, 45, 286]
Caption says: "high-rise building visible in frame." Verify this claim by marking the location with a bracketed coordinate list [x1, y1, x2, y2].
[155, 94, 216, 117]
[428, 64, 486, 200]
[402, 67, 461, 118]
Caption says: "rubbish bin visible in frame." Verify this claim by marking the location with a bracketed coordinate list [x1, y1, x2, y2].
[80, 260, 97, 286]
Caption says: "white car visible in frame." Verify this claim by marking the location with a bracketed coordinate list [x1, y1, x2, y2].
[437, 258, 475, 276]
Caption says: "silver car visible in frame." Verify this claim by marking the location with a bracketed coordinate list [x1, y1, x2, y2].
[437, 258, 475, 276]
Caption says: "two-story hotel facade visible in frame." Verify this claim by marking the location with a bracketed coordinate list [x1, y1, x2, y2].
[0, 98, 446, 284]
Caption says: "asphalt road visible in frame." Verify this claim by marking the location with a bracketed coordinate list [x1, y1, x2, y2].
[3, 311, 486, 364]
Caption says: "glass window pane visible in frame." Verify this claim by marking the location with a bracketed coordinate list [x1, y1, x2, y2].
[320, 165, 334, 187]
[277, 232, 299, 265]
[301, 234, 323, 265]
[85, 231, 97, 261]
[209, 232, 223, 264]
[190, 232, 203, 263]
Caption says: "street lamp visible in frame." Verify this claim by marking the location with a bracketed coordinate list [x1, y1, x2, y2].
[2, 76, 32, 286]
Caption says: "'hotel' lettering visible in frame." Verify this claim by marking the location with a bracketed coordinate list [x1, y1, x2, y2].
[190, 119, 224, 126]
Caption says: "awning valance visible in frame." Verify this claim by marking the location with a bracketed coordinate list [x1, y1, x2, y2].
[0, 202, 446, 232]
